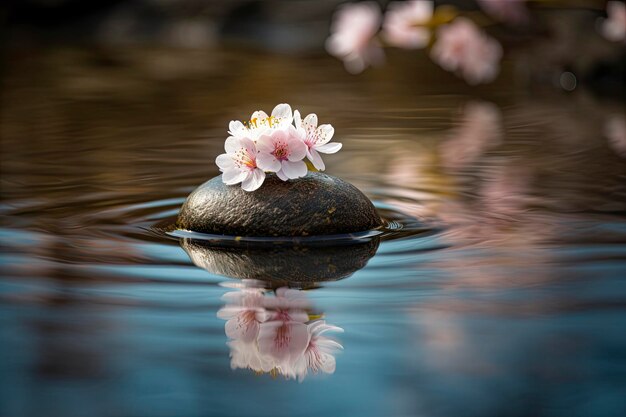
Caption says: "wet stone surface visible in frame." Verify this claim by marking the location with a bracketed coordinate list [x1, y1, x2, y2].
[177, 172, 383, 237]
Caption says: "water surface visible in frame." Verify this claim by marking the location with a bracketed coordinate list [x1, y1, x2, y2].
[1, 47, 626, 417]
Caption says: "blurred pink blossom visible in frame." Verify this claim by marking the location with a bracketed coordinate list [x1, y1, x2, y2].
[430, 18, 503, 85]
[601, 1, 626, 43]
[439, 101, 502, 170]
[383, 0, 433, 49]
[606, 114, 626, 158]
[326, 2, 384, 74]
[477, 0, 529, 25]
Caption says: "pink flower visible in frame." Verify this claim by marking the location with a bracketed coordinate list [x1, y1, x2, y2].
[215, 136, 266, 191]
[601, 1, 626, 43]
[257, 320, 310, 369]
[477, 0, 529, 25]
[291, 320, 344, 382]
[293, 110, 341, 171]
[383, 0, 433, 49]
[431, 18, 503, 85]
[256, 288, 311, 370]
[326, 2, 384, 74]
[217, 289, 268, 343]
[256, 128, 308, 180]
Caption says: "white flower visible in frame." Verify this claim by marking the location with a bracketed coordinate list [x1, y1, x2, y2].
[601, 1, 626, 43]
[326, 1, 385, 74]
[383, 0, 433, 49]
[228, 103, 293, 141]
[431, 18, 503, 85]
[294, 110, 342, 171]
[256, 128, 308, 180]
[215, 136, 266, 191]
[291, 320, 344, 382]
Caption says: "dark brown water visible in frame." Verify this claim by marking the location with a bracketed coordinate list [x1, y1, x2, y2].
[1, 47, 626, 417]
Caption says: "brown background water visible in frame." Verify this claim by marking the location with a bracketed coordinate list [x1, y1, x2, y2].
[1, 47, 626, 417]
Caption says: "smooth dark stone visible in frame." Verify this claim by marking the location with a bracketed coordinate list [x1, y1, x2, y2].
[181, 237, 379, 283]
[177, 172, 383, 237]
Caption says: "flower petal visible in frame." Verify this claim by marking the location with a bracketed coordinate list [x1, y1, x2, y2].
[216, 305, 238, 320]
[257, 152, 281, 172]
[216, 153, 234, 171]
[293, 110, 302, 129]
[316, 142, 342, 154]
[307, 148, 325, 171]
[257, 321, 310, 363]
[222, 169, 247, 185]
[238, 137, 257, 156]
[241, 169, 265, 192]
[251, 110, 269, 121]
[317, 353, 336, 374]
[224, 136, 240, 153]
[228, 121, 246, 137]
[281, 160, 307, 179]
[271, 103, 293, 124]
[287, 137, 307, 161]
[303, 113, 318, 129]
[225, 313, 260, 343]
[256, 134, 275, 154]
[276, 170, 288, 181]
[316, 124, 335, 145]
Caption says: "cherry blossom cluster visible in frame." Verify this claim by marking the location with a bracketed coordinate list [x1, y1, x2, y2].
[326, 1, 625, 85]
[326, 1, 504, 84]
[215, 104, 342, 192]
[217, 283, 343, 381]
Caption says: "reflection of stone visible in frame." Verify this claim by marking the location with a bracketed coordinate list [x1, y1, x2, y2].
[177, 172, 383, 237]
[182, 237, 379, 282]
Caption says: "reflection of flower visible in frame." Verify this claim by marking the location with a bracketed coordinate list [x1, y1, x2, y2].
[430, 18, 502, 85]
[477, 0, 529, 25]
[605, 114, 626, 158]
[257, 128, 308, 180]
[601, 1, 626, 43]
[294, 111, 342, 171]
[292, 320, 344, 382]
[217, 288, 268, 343]
[228, 338, 275, 373]
[383, 0, 433, 49]
[218, 285, 343, 381]
[439, 101, 502, 170]
[326, 2, 384, 74]
[228, 103, 293, 141]
[215, 137, 266, 191]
